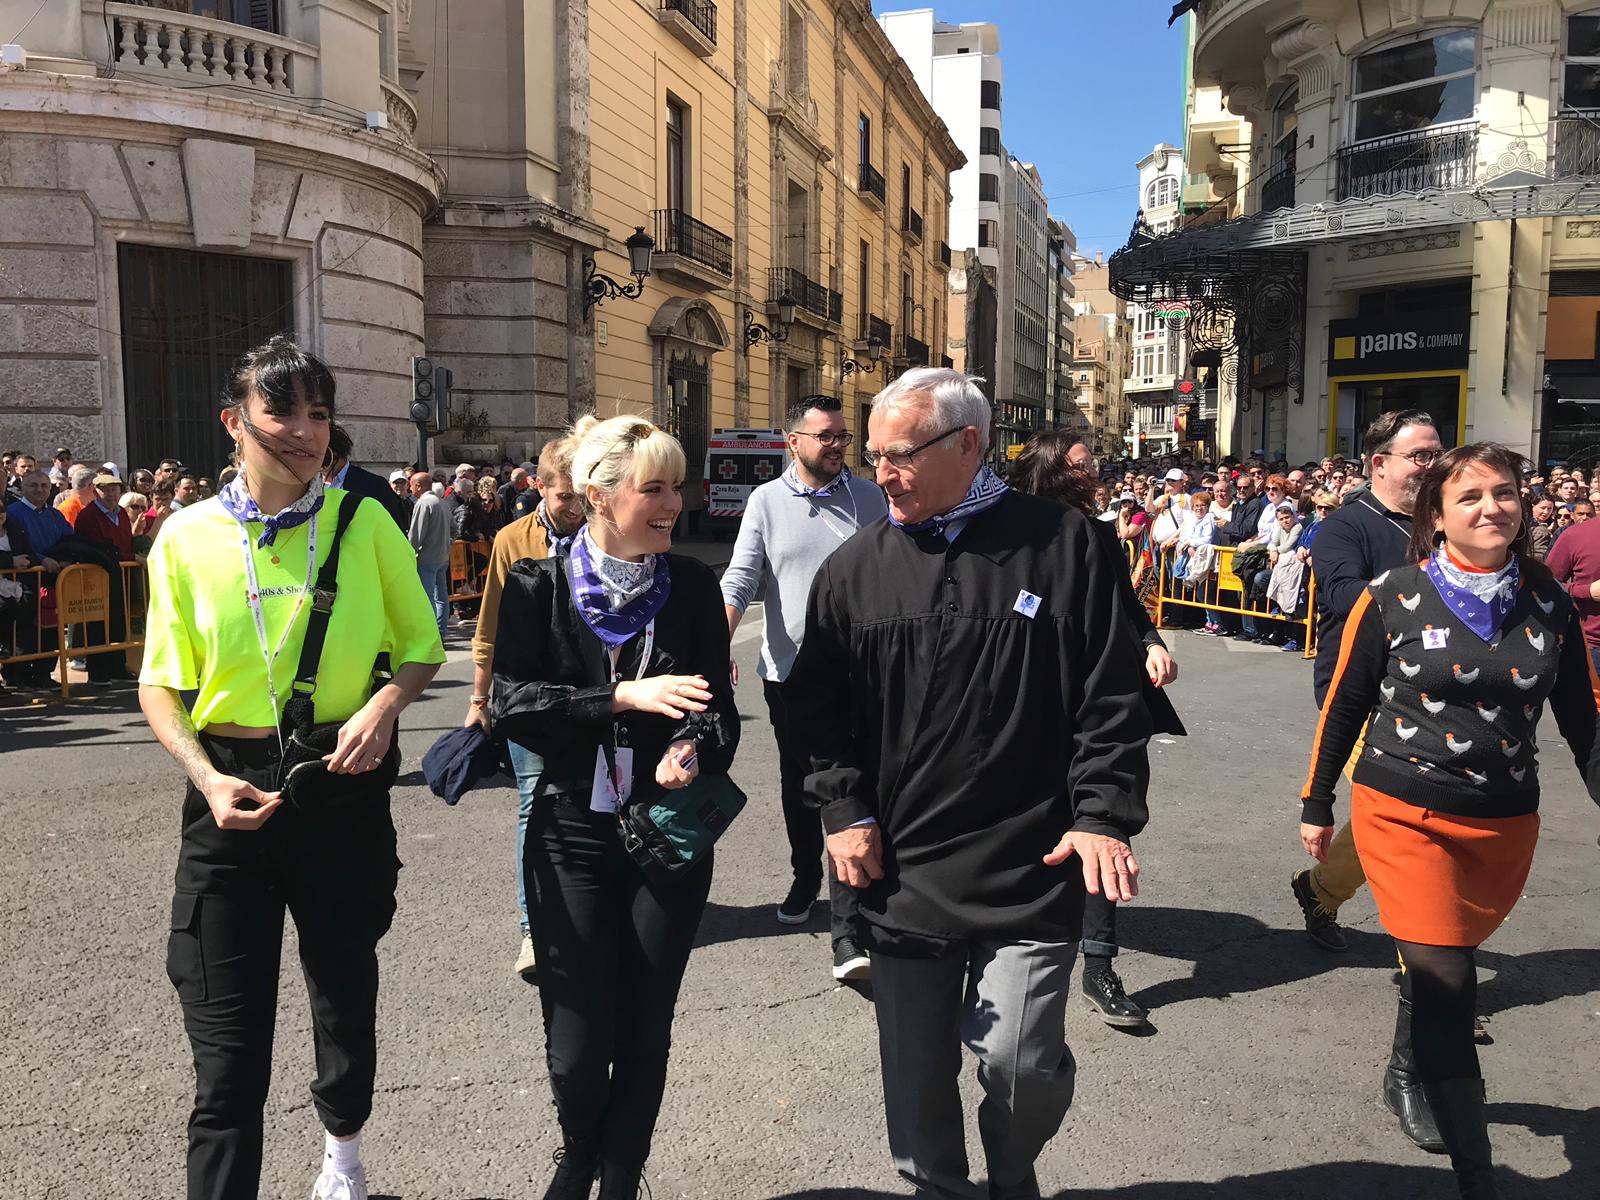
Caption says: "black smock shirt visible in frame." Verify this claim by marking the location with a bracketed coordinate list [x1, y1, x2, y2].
[788, 490, 1153, 958]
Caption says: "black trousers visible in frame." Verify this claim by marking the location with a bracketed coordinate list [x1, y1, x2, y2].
[764, 678, 859, 946]
[526, 795, 711, 1169]
[167, 735, 401, 1200]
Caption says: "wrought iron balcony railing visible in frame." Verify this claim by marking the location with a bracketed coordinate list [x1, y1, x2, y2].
[769, 267, 841, 324]
[899, 333, 929, 366]
[1555, 110, 1600, 177]
[1261, 153, 1296, 212]
[652, 209, 732, 276]
[939, 241, 952, 268]
[862, 313, 892, 346]
[941, 354, 955, 369]
[1334, 123, 1477, 201]
[859, 162, 886, 204]
[660, 0, 716, 45]
[904, 209, 924, 243]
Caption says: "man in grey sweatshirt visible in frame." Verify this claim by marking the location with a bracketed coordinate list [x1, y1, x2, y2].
[408, 469, 453, 637]
[721, 395, 887, 983]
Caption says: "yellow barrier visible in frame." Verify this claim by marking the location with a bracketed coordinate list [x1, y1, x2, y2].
[1, 560, 149, 699]
[1150, 543, 1317, 659]
[449, 538, 492, 604]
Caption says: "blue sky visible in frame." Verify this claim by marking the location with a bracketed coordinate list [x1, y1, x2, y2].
[873, 1, 1192, 259]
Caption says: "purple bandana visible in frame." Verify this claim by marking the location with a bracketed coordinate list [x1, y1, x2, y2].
[1425, 549, 1520, 644]
[218, 473, 325, 548]
[569, 525, 671, 649]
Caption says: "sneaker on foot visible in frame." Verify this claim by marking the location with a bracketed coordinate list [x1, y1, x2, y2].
[1291, 869, 1349, 953]
[1082, 967, 1149, 1028]
[515, 934, 537, 980]
[776, 878, 818, 925]
[309, 1166, 367, 1200]
[832, 936, 871, 982]
[1281, 640, 1302, 652]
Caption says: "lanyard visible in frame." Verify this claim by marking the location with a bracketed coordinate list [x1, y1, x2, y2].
[804, 483, 860, 543]
[599, 619, 655, 806]
[607, 619, 655, 685]
[231, 511, 319, 736]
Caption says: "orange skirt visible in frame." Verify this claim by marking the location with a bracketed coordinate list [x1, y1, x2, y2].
[1350, 783, 1539, 947]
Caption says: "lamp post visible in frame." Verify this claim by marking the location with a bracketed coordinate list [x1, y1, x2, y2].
[841, 336, 884, 379]
[744, 292, 796, 350]
[584, 226, 655, 316]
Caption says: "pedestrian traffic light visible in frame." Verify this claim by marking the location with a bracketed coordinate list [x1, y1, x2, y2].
[410, 356, 434, 425]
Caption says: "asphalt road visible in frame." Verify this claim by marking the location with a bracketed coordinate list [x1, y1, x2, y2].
[1, 617, 1597, 1200]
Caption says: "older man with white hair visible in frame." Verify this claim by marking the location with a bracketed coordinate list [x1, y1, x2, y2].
[787, 368, 1153, 1200]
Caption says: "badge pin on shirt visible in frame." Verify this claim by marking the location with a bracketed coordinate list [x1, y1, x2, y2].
[1422, 626, 1449, 651]
[1014, 590, 1042, 619]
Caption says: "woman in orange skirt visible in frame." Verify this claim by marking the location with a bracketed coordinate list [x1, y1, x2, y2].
[1300, 443, 1600, 1200]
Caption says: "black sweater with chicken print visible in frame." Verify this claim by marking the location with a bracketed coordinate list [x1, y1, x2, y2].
[1302, 560, 1600, 826]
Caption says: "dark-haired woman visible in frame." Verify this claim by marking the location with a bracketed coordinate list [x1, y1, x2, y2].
[139, 336, 445, 1200]
[1011, 429, 1183, 1029]
[1300, 443, 1600, 1199]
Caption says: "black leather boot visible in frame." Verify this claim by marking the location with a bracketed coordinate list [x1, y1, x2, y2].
[541, 1142, 600, 1200]
[1423, 1078, 1498, 1199]
[1383, 997, 1445, 1153]
[597, 1161, 647, 1200]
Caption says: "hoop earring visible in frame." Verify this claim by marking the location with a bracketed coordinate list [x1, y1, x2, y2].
[321, 447, 334, 471]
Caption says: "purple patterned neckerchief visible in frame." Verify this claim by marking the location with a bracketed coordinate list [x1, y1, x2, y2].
[781, 463, 853, 498]
[1425, 548, 1520, 644]
[218, 472, 325, 548]
[889, 465, 1010, 535]
[569, 524, 671, 649]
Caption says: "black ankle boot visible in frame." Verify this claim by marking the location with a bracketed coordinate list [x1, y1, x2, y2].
[597, 1160, 648, 1200]
[541, 1142, 600, 1200]
[1383, 997, 1445, 1153]
[1423, 1078, 1498, 1199]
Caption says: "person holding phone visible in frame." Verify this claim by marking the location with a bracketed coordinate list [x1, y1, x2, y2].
[489, 415, 739, 1200]
[138, 336, 444, 1200]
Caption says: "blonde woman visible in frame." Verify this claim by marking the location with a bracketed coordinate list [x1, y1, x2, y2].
[490, 415, 740, 1200]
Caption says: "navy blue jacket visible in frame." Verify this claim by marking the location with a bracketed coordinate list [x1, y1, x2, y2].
[1310, 487, 1415, 707]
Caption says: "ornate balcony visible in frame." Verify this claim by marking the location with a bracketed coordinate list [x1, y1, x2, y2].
[658, 0, 716, 57]
[899, 333, 929, 367]
[1260, 150, 1296, 212]
[1555, 111, 1600, 178]
[381, 80, 417, 145]
[861, 313, 891, 347]
[105, 2, 317, 95]
[1335, 123, 1477, 201]
[769, 267, 841, 327]
[903, 209, 924, 244]
[652, 209, 733, 286]
[859, 162, 886, 209]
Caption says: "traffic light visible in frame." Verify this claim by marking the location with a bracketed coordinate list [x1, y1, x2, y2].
[433, 365, 452, 432]
[410, 356, 434, 425]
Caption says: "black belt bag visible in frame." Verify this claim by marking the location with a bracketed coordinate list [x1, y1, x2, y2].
[275, 491, 398, 811]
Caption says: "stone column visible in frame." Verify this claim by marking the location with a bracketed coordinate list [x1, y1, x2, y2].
[732, 0, 751, 427]
[557, 0, 594, 419]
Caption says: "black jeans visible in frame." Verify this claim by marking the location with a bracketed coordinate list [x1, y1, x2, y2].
[764, 678, 860, 946]
[167, 735, 401, 1200]
[526, 794, 712, 1169]
[1080, 893, 1118, 962]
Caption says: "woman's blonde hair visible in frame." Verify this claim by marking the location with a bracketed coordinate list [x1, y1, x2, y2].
[569, 414, 687, 513]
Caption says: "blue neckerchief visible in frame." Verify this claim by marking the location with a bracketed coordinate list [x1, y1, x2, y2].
[781, 463, 852, 498]
[218, 473, 325, 549]
[1425, 549, 1520, 644]
[569, 524, 671, 649]
[889, 465, 1010, 536]
[538, 502, 574, 558]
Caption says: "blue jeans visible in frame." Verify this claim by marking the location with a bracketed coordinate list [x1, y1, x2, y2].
[417, 561, 448, 636]
[508, 741, 543, 936]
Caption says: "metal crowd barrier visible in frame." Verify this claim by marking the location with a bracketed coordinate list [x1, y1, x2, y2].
[448, 538, 492, 604]
[1148, 543, 1318, 659]
[0, 560, 149, 699]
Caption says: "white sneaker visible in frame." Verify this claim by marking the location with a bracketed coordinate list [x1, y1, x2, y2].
[515, 934, 537, 978]
[309, 1166, 367, 1200]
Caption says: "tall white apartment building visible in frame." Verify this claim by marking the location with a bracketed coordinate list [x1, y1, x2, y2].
[1124, 143, 1186, 457]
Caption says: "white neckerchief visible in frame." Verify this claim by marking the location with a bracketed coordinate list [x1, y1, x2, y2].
[799, 474, 860, 542]
[582, 526, 659, 608]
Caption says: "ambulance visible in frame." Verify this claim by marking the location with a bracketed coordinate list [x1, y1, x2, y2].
[703, 428, 789, 535]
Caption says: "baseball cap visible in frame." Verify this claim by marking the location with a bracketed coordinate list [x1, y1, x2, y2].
[389, 469, 408, 483]
[1163, 468, 1186, 482]
[100, 462, 122, 480]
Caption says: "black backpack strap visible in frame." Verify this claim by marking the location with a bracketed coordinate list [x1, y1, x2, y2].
[289, 490, 363, 705]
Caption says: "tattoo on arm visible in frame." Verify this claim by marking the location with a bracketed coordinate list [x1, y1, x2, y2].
[141, 686, 215, 791]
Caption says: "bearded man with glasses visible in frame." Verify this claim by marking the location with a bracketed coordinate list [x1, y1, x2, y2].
[786, 368, 1152, 1200]
[720, 394, 886, 984]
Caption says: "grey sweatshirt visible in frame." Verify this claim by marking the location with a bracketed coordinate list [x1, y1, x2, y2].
[720, 471, 887, 682]
[409, 491, 453, 564]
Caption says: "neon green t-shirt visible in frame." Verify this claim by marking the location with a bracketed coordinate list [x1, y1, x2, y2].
[140, 489, 447, 730]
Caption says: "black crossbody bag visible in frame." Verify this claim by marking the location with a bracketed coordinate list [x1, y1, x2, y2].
[276, 491, 399, 809]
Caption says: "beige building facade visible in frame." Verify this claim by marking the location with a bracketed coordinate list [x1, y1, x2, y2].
[583, 0, 962, 523]
[1070, 252, 1130, 454]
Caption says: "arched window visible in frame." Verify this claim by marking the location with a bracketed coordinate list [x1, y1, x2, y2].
[1564, 9, 1600, 110]
[1144, 176, 1178, 210]
[1349, 27, 1477, 143]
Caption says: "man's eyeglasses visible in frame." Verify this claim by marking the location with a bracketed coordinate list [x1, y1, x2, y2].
[863, 425, 967, 470]
[1384, 448, 1442, 468]
[792, 430, 853, 448]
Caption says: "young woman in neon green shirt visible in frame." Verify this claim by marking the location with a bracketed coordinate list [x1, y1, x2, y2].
[138, 336, 444, 1200]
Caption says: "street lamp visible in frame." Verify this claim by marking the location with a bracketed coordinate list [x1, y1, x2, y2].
[744, 293, 796, 351]
[841, 336, 884, 379]
[584, 226, 655, 316]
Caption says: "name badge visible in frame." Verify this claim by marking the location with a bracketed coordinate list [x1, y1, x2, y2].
[1014, 590, 1042, 619]
[1422, 627, 1449, 651]
[590, 745, 634, 814]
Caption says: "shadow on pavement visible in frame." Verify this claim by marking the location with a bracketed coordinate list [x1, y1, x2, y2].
[694, 901, 829, 948]
[1475, 946, 1600, 1019]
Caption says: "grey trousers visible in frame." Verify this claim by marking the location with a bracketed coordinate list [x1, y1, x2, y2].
[873, 938, 1079, 1200]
